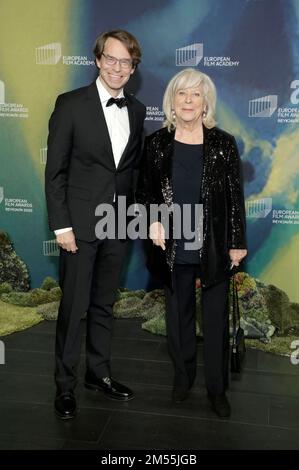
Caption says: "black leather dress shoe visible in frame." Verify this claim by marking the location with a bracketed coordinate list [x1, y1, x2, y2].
[54, 392, 76, 419]
[208, 392, 231, 418]
[84, 373, 134, 401]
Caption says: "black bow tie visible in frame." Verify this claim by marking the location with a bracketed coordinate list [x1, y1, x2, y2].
[106, 97, 127, 108]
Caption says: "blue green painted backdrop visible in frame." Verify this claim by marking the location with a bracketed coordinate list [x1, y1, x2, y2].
[1, 0, 299, 301]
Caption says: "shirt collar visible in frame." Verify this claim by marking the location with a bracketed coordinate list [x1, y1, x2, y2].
[96, 77, 125, 104]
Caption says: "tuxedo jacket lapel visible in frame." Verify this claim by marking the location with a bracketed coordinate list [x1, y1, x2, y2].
[85, 83, 140, 170]
[117, 92, 136, 169]
[85, 82, 115, 169]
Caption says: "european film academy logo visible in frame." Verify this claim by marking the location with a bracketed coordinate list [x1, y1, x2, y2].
[36, 43, 62, 65]
[0, 79, 5, 104]
[176, 43, 203, 66]
[43, 239, 60, 256]
[245, 198, 272, 218]
[249, 82, 299, 122]
[0, 80, 29, 119]
[246, 198, 299, 225]
[35, 42, 94, 66]
[40, 148, 47, 164]
[175, 43, 239, 67]
[248, 95, 278, 118]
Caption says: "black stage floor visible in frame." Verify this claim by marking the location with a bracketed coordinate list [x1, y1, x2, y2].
[0, 319, 299, 450]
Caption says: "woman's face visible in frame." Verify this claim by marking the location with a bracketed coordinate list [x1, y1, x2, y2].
[173, 84, 205, 125]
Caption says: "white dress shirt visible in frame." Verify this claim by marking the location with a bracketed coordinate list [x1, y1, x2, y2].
[55, 77, 130, 236]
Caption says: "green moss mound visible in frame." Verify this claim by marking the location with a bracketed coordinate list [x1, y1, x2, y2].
[1, 286, 61, 307]
[0, 231, 30, 291]
[0, 300, 43, 336]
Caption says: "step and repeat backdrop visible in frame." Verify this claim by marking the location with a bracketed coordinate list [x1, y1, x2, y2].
[1, 0, 299, 300]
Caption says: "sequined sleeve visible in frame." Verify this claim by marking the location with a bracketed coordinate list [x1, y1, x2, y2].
[136, 137, 158, 208]
[226, 136, 247, 249]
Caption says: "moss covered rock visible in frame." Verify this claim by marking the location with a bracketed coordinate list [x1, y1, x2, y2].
[36, 301, 59, 320]
[115, 273, 299, 341]
[234, 273, 269, 323]
[0, 231, 30, 291]
[113, 296, 144, 318]
[0, 299, 43, 336]
[1, 286, 61, 307]
[0, 282, 13, 295]
[260, 283, 299, 334]
[40, 277, 59, 291]
[113, 288, 165, 320]
[142, 313, 167, 336]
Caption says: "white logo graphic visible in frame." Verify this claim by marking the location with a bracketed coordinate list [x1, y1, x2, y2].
[0, 80, 5, 104]
[277, 80, 299, 123]
[43, 240, 59, 256]
[175, 43, 239, 68]
[0, 80, 29, 118]
[36, 43, 62, 65]
[272, 209, 299, 225]
[246, 198, 272, 218]
[40, 148, 47, 164]
[36, 43, 94, 66]
[248, 95, 278, 117]
[145, 106, 164, 122]
[1, 186, 33, 213]
[176, 43, 203, 66]
[290, 80, 299, 105]
[290, 340, 299, 365]
[0, 341, 5, 365]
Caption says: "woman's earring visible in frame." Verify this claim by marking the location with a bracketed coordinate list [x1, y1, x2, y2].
[202, 106, 208, 119]
[172, 109, 176, 123]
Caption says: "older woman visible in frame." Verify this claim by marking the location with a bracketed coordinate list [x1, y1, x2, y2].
[138, 68, 246, 417]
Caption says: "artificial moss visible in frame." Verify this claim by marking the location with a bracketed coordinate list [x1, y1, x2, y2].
[113, 296, 144, 318]
[0, 231, 30, 291]
[261, 284, 299, 334]
[0, 282, 13, 295]
[142, 313, 167, 336]
[1, 286, 61, 307]
[246, 335, 299, 357]
[36, 301, 60, 320]
[40, 277, 59, 291]
[0, 299, 43, 336]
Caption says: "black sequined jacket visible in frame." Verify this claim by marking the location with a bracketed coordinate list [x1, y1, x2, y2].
[137, 125, 247, 288]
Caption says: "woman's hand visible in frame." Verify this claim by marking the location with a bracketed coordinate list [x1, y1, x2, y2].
[149, 222, 166, 251]
[229, 248, 247, 268]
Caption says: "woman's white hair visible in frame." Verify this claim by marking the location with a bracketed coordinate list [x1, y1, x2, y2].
[163, 68, 217, 131]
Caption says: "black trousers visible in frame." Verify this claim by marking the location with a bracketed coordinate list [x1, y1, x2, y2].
[55, 238, 128, 393]
[164, 264, 230, 396]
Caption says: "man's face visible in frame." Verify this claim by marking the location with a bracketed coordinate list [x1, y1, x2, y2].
[96, 37, 135, 96]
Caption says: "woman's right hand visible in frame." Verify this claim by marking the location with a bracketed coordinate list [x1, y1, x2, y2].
[149, 222, 166, 251]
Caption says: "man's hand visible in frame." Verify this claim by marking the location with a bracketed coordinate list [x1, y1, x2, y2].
[56, 230, 78, 253]
[229, 248, 247, 267]
[149, 222, 166, 251]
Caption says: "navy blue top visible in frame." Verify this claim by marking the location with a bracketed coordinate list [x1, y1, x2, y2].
[172, 140, 203, 264]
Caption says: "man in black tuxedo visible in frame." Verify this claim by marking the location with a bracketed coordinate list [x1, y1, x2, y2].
[45, 30, 146, 419]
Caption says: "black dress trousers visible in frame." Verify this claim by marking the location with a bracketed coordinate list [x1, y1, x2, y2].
[164, 264, 229, 395]
[55, 237, 128, 393]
